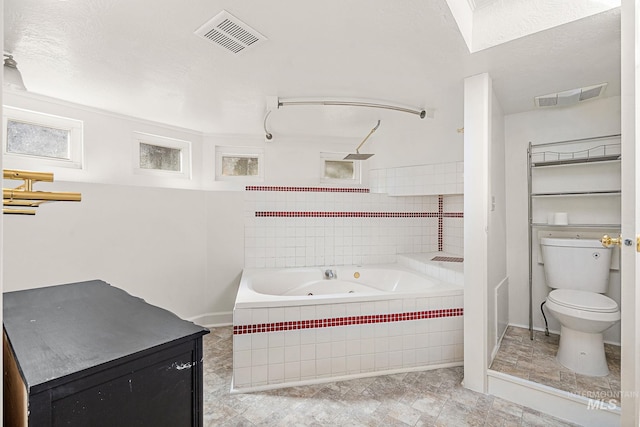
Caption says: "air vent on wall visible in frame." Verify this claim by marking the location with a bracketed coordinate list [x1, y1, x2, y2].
[534, 83, 608, 108]
[195, 10, 267, 55]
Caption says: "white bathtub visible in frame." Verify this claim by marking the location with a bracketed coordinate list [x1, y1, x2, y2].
[232, 264, 464, 393]
[235, 264, 462, 308]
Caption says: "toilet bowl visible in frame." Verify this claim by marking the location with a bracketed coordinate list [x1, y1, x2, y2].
[540, 238, 619, 377]
[545, 289, 620, 376]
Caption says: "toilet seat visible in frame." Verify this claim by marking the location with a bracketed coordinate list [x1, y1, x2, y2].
[548, 289, 618, 313]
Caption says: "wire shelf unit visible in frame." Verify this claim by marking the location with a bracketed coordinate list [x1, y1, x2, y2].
[526, 133, 621, 340]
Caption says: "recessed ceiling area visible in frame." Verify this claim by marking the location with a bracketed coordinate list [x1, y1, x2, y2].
[448, 0, 620, 52]
[4, 0, 621, 136]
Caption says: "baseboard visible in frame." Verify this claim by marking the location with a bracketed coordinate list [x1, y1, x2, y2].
[488, 370, 620, 427]
[187, 311, 233, 328]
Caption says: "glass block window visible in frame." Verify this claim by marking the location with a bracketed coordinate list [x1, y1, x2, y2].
[3, 106, 83, 169]
[139, 142, 182, 172]
[221, 156, 259, 176]
[320, 153, 361, 184]
[324, 160, 355, 180]
[7, 120, 70, 159]
[215, 146, 264, 182]
[133, 132, 191, 179]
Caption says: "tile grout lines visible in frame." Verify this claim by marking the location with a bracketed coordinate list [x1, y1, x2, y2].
[248, 187, 463, 252]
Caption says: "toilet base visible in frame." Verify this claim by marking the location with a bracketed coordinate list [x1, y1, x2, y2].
[556, 326, 609, 376]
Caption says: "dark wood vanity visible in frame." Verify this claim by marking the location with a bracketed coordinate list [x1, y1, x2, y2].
[3, 280, 209, 426]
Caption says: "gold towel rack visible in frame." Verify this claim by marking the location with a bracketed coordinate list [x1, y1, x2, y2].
[3, 169, 81, 215]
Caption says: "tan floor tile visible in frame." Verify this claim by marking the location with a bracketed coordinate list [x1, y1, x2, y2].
[204, 325, 607, 427]
[491, 325, 620, 410]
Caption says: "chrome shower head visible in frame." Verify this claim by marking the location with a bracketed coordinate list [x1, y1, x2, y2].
[344, 120, 380, 161]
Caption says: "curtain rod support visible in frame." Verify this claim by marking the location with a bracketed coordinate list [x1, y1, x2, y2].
[277, 99, 428, 119]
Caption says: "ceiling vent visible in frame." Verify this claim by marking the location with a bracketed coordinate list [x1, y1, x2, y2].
[535, 83, 608, 108]
[195, 10, 267, 55]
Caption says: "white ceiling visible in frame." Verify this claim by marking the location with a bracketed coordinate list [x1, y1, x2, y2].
[4, 0, 621, 137]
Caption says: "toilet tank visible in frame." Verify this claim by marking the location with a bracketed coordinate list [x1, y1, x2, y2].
[540, 238, 612, 292]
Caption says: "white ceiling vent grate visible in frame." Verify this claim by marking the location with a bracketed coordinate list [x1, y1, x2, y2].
[535, 83, 608, 108]
[536, 95, 558, 107]
[579, 83, 607, 101]
[195, 10, 267, 55]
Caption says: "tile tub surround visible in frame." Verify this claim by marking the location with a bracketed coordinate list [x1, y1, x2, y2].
[370, 161, 464, 196]
[490, 326, 621, 407]
[398, 252, 464, 286]
[244, 187, 463, 269]
[232, 294, 464, 392]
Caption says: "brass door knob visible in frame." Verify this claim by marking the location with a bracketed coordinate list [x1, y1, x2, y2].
[601, 234, 622, 248]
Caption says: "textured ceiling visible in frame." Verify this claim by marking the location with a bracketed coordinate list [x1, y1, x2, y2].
[4, 0, 621, 136]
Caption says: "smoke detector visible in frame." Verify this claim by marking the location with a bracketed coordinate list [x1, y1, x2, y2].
[534, 83, 608, 108]
[195, 10, 267, 55]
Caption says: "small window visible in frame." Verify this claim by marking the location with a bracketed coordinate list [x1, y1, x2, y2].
[133, 132, 191, 179]
[139, 142, 182, 172]
[3, 106, 83, 169]
[324, 160, 355, 180]
[320, 153, 361, 184]
[215, 146, 264, 181]
[221, 156, 259, 177]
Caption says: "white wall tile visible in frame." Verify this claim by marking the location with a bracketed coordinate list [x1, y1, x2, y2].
[234, 349, 252, 368]
[284, 346, 301, 362]
[284, 361, 301, 380]
[300, 360, 316, 378]
[316, 342, 331, 359]
[317, 358, 331, 377]
[268, 331, 285, 348]
[233, 334, 251, 351]
[234, 309, 252, 325]
[268, 347, 284, 364]
[389, 351, 403, 368]
[252, 333, 268, 349]
[268, 363, 284, 384]
[300, 329, 316, 345]
[375, 353, 389, 370]
[285, 330, 301, 347]
[251, 348, 268, 366]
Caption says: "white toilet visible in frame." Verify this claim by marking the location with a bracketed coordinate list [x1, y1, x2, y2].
[541, 237, 620, 377]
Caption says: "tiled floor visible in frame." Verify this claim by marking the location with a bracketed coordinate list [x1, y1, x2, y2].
[489, 326, 621, 407]
[203, 326, 580, 426]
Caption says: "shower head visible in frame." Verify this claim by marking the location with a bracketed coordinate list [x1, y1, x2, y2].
[344, 120, 380, 161]
[344, 152, 375, 160]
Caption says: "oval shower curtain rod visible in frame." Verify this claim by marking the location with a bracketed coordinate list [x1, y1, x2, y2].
[277, 99, 428, 119]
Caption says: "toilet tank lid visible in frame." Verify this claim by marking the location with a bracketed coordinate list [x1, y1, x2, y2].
[548, 289, 618, 313]
[540, 237, 606, 249]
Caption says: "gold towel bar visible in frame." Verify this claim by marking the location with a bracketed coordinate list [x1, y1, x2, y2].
[3, 169, 81, 215]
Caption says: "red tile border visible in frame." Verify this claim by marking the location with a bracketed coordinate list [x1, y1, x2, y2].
[438, 195, 444, 252]
[255, 211, 443, 218]
[233, 308, 463, 335]
[246, 186, 369, 193]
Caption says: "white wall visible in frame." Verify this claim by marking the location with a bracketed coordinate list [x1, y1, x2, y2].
[463, 72, 508, 392]
[3, 183, 207, 318]
[488, 90, 508, 360]
[3, 91, 205, 190]
[463, 73, 491, 393]
[504, 96, 622, 343]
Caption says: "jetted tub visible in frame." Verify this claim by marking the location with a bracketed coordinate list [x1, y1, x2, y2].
[232, 264, 464, 392]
